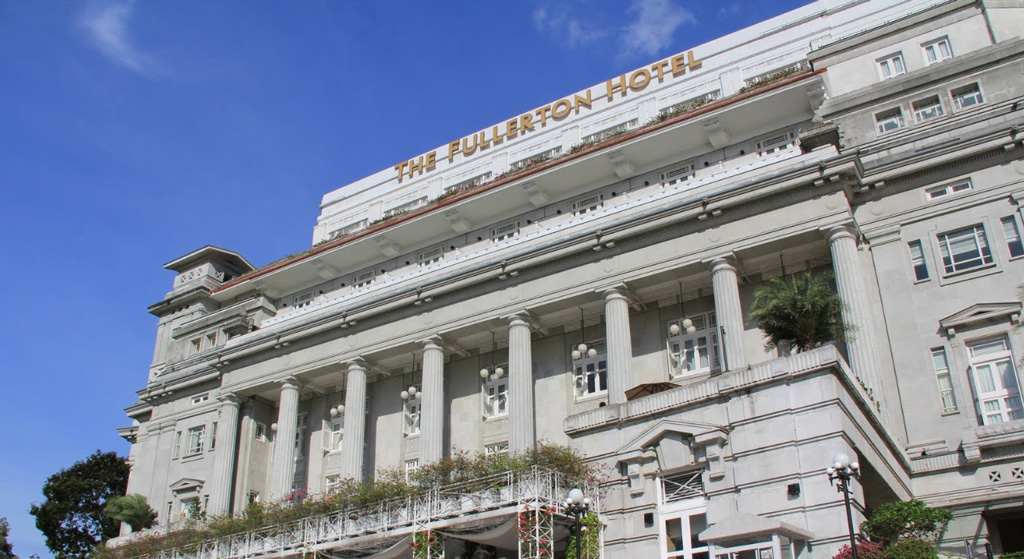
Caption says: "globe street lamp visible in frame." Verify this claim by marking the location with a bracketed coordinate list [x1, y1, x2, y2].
[827, 452, 861, 559]
[564, 488, 591, 559]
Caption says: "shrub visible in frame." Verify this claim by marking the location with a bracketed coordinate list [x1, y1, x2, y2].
[885, 539, 938, 559]
[832, 540, 886, 559]
[861, 500, 952, 544]
[1000, 553, 1024, 559]
[104, 495, 157, 533]
[749, 271, 848, 352]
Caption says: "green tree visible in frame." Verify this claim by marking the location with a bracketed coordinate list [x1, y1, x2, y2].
[749, 271, 848, 352]
[30, 450, 129, 559]
[860, 500, 952, 545]
[0, 517, 17, 559]
[104, 495, 157, 533]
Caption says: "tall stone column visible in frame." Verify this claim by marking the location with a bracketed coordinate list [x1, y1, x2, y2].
[269, 377, 300, 501]
[420, 338, 445, 464]
[340, 360, 367, 481]
[508, 314, 535, 453]
[827, 225, 880, 392]
[604, 288, 635, 404]
[207, 394, 241, 516]
[710, 256, 747, 370]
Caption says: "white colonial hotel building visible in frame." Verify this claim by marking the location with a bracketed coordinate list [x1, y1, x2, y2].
[120, 0, 1024, 557]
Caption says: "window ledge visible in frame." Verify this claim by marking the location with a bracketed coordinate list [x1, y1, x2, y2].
[181, 453, 204, 463]
[484, 414, 508, 422]
[574, 392, 609, 404]
[939, 263, 999, 285]
[940, 409, 959, 417]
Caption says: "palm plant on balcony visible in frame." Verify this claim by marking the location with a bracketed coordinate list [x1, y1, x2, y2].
[749, 271, 848, 353]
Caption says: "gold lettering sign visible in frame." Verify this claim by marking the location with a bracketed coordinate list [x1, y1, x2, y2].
[396, 49, 703, 182]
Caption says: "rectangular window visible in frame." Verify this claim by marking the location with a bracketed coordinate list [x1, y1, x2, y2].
[668, 313, 721, 377]
[1001, 217, 1024, 258]
[912, 96, 944, 122]
[951, 83, 984, 110]
[573, 341, 608, 399]
[292, 292, 314, 309]
[661, 508, 709, 559]
[325, 475, 341, 494]
[172, 431, 182, 459]
[491, 222, 520, 242]
[931, 348, 958, 413]
[875, 107, 905, 134]
[484, 378, 508, 418]
[926, 180, 972, 200]
[405, 460, 420, 481]
[661, 165, 694, 186]
[353, 271, 375, 289]
[383, 197, 427, 218]
[937, 225, 993, 274]
[756, 131, 795, 155]
[908, 241, 929, 281]
[328, 417, 344, 451]
[185, 426, 205, 457]
[204, 332, 218, 349]
[189, 338, 202, 355]
[485, 442, 509, 455]
[418, 247, 444, 267]
[294, 413, 308, 458]
[404, 401, 421, 436]
[968, 337, 1023, 425]
[191, 393, 209, 406]
[922, 37, 953, 64]
[209, 422, 217, 451]
[877, 53, 906, 79]
[248, 491, 260, 505]
[255, 423, 267, 442]
[572, 194, 604, 216]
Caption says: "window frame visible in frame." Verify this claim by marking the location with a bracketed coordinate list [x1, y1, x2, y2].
[490, 221, 520, 242]
[191, 393, 210, 406]
[925, 180, 972, 201]
[483, 371, 509, 419]
[931, 348, 958, 414]
[908, 240, 930, 282]
[966, 337, 1023, 425]
[912, 95, 944, 123]
[185, 426, 206, 457]
[573, 340, 608, 400]
[572, 194, 604, 216]
[667, 313, 721, 378]
[404, 459, 420, 481]
[255, 422, 267, 442]
[404, 400, 421, 437]
[922, 37, 953, 64]
[876, 52, 906, 80]
[875, 107, 905, 134]
[936, 224, 994, 276]
[1000, 216, 1024, 259]
[418, 246, 445, 267]
[327, 417, 344, 452]
[950, 83, 984, 110]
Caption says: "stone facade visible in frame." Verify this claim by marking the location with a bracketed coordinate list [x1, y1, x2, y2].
[120, 1, 1024, 557]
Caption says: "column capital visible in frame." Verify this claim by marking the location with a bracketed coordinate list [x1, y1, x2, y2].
[506, 311, 534, 329]
[278, 375, 302, 390]
[217, 393, 242, 407]
[825, 223, 858, 243]
[602, 285, 633, 303]
[708, 254, 738, 274]
[346, 358, 368, 373]
[420, 336, 444, 351]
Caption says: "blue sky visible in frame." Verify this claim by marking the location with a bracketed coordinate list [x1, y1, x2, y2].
[0, 1, 810, 556]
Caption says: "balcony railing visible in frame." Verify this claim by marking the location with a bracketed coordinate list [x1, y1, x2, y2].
[120, 467, 597, 559]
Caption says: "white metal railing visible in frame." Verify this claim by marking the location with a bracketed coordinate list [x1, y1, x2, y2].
[127, 467, 596, 559]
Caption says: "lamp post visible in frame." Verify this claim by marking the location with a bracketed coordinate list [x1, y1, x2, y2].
[826, 452, 861, 559]
[564, 487, 591, 559]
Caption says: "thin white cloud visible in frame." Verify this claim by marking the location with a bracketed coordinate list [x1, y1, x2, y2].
[532, 3, 608, 47]
[79, 0, 158, 76]
[619, 0, 696, 59]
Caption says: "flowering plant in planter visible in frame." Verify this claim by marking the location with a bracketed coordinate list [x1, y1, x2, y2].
[411, 529, 443, 559]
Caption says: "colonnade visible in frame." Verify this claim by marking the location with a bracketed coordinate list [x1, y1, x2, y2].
[204, 226, 877, 515]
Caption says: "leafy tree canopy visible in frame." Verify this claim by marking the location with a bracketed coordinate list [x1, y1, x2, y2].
[749, 271, 848, 352]
[860, 500, 952, 545]
[0, 517, 17, 559]
[30, 450, 129, 559]
[104, 495, 157, 533]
